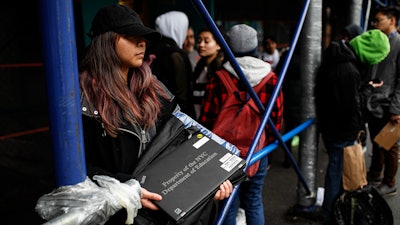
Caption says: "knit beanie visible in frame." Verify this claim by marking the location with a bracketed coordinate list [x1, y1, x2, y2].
[226, 24, 258, 56]
[349, 29, 390, 65]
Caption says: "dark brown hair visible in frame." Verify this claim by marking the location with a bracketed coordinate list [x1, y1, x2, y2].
[375, 6, 400, 26]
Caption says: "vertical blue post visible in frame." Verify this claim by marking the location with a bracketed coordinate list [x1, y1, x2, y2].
[40, 0, 86, 187]
[191, 1, 313, 224]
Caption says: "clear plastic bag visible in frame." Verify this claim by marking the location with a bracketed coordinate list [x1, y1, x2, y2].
[35, 175, 142, 225]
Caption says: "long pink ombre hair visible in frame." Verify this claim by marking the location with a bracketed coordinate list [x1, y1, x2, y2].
[80, 32, 168, 137]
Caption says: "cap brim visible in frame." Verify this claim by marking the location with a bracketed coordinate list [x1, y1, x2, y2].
[116, 24, 161, 42]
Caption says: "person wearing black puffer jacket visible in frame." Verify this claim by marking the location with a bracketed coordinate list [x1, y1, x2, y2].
[315, 29, 390, 224]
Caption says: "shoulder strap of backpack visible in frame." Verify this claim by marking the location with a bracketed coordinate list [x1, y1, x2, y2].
[215, 69, 276, 108]
[253, 71, 275, 93]
[248, 71, 276, 112]
[215, 69, 239, 94]
[216, 70, 275, 94]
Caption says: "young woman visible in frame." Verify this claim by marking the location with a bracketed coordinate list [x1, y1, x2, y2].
[192, 27, 225, 120]
[80, 4, 232, 224]
[200, 24, 284, 225]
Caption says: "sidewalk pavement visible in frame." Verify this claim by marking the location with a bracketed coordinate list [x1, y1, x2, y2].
[262, 134, 400, 225]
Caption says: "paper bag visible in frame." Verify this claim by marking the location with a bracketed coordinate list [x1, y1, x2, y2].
[342, 132, 368, 191]
[373, 122, 400, 150]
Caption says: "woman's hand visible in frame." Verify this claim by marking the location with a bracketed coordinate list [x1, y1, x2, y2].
[141, 188, 162, 210]
[214, 180, 233, 200]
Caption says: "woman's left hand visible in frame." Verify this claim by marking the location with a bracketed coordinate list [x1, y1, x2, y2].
[214, 180, 233, 200]
[141, 188, 162, 210]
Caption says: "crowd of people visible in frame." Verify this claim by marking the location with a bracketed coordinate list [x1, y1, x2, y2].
[75, 3, 400, 225]
[315, 6, 400, 225]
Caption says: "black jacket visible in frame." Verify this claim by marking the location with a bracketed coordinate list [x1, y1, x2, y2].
[148, 36, 195, 118]
[316, 40, 366, 141]
[81, 87, 220, 225]
[81, 89, 177, 183]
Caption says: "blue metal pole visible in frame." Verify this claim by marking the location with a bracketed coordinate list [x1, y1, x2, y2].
[40, 0, 86, 187]
[255, 0, 312, 197]
[250, 119, 314, 165]
[215, 119, 313, 225]
[191, 0, 313, 224]
[225, 0, 312, 197]
[191, 0, 272, 166]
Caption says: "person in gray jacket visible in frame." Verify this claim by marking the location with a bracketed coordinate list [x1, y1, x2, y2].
[365, 6, 400, 197]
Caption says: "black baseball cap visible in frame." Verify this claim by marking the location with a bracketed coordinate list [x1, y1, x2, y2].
[88, 4, 161, 41]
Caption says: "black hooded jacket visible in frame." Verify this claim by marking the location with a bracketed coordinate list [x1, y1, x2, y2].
[316, 40, 366, 141]
[148, 36, 195, 118]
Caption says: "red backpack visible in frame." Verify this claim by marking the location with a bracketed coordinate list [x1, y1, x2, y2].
[212, 69, 275, 177]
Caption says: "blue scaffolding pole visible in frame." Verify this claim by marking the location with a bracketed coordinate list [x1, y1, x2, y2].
[39, 0, 314, 223]
[191, 0, 312, 224]
[40, 0, 86, 187]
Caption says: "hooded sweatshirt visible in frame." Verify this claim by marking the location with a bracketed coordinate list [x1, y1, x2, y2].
[316, 30, 389, 141]
[150, 11, 194, 117]
[316, 40, 363, 141]
[349, 29, 389, 65]
[343, 24, 363, 40]
[223, 56, 272, 87]
[155, 11, 188, 48]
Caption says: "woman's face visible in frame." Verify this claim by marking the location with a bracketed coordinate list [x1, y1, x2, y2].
[197, 31, 220, 60]
[264, 38, 277, 54]
[115, 35, 147, 73]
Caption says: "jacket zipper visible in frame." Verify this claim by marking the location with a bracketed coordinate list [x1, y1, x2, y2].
[119, 127, 148, 155]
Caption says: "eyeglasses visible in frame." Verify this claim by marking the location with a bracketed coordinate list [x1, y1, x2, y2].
[373, 16, 389, 24]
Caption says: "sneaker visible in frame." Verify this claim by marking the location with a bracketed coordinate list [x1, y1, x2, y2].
[235, 208, 246, 225]
[377, 183, 397, 197]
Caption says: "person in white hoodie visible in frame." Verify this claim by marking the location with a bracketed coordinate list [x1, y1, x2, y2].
[148, 11, 195, 117]
[199, 24, 284, 225]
